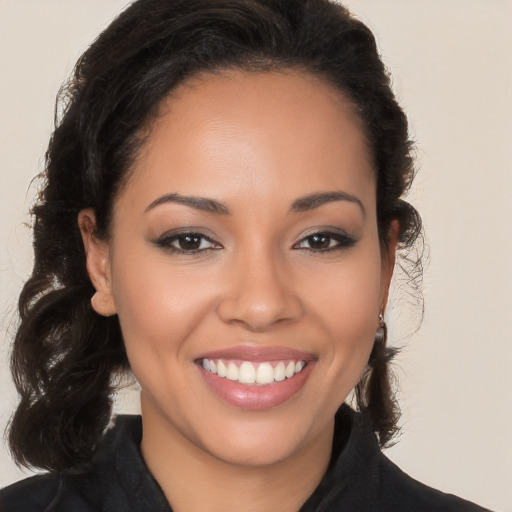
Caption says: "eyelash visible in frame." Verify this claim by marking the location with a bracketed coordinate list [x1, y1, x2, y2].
[292, 231, 356, 253]
[154, 230, 356, 255]
[154, 232, 222, 255]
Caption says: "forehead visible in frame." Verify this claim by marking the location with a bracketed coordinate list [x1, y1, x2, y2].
[121, 69, 375, 213]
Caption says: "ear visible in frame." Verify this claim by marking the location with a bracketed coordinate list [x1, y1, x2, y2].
[379, 220, 400, 315]
[78, 208, 117, 317]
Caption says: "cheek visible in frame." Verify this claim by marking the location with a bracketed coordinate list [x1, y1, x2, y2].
[109, 248, 217, 370]
[304, 246, 383, 377]
[310, 251, 382, 329]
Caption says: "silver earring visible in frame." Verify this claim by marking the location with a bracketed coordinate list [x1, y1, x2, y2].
[375, 312, 387, 344]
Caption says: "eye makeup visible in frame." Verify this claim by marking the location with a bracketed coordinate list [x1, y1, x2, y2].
[293, 229, 357, 253]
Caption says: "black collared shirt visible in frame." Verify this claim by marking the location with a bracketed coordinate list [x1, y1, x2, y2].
[0, 407, 492, 511]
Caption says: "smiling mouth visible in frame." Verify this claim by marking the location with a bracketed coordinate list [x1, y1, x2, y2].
[199, 358, 307, 386]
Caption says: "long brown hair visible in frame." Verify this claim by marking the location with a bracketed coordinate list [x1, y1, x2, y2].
[9, 0, 422, 471]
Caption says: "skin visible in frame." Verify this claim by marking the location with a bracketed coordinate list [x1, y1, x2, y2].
[80, 69, 397, 512]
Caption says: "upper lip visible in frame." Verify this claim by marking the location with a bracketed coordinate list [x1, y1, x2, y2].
[196, 345, 315, 363]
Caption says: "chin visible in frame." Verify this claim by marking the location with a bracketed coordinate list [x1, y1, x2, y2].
[205, 431, 306, 467]
[193, 405, 336, 468]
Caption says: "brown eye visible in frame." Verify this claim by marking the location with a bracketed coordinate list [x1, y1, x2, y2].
[294, 231, 356, 252]
[155, 232, 221, 253]
[306, 234, 331, 250]
[178, 234, 202, 250]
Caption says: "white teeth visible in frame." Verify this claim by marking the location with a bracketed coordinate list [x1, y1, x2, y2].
[256, 362, 274, 385]
[239, 361, 256, 384]
[274, 362, 286, 382]
[201, 358, 307, 385]
[226, 362, 239, 381]
[217, 360, 227, 377]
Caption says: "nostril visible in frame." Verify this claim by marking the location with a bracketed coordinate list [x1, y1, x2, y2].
[216, 292, 303, 331]
[216, 253, 304, 330]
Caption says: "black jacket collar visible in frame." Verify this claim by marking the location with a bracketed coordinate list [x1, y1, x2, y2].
[0, 405, 491, 511]
[89, 405, 380, 511]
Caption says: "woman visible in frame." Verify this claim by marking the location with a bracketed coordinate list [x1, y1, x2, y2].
[0, 0, 495, 510]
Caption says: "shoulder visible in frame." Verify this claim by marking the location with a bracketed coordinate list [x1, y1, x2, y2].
[377, 453, 492, 512]
[319, 406, 494, 512]
[0, 459, 117, 512]
[0, 415, 160, 512]
[0, 473, 62, 512]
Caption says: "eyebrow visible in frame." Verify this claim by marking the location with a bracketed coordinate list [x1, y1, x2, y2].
[145, 193, 230, 215]
[290, 191, 365, 217]
[145, 190, 365, 217]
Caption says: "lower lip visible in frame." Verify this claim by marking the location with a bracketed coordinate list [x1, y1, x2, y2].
[199, 362, 314, 410]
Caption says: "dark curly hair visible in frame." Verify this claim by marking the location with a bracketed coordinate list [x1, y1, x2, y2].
[8, 0, 422, 471]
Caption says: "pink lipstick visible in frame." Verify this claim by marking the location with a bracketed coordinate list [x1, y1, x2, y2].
[196, 346, 315, 410]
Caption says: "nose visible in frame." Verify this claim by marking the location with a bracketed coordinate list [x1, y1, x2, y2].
[217, 248, 304, 332]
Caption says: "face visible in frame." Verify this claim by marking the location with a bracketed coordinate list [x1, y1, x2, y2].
[82, 70, 396, 467]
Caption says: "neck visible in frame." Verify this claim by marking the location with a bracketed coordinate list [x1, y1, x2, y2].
[140, 400, 334, 512]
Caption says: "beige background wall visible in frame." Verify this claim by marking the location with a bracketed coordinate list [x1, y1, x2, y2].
[1, 1, 510, 510]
